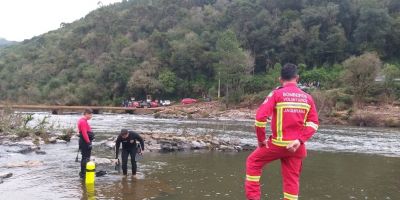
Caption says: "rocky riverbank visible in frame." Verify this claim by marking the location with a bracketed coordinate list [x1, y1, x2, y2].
[155, 101, 255, 120]
[156, 101, 400, 128]
[99, 132, 255, 153]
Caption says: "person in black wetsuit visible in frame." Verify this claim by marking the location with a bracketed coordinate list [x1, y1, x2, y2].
[115, 129, 145, 176]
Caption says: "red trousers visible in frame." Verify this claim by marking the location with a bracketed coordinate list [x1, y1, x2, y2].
[245, 140, 306, 200]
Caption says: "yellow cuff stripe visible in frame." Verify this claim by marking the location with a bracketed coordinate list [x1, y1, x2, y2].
[284, 192, 298, 200]
[255, 120, 267, 128]
[246, 175, 260, 182]
[305, 122, 319, 131]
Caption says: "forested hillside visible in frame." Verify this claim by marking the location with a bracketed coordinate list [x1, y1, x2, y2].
[1, 0, 400, 105]
[0, 38, 17, 47]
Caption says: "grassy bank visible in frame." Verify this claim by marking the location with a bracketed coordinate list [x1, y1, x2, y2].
[0, 108, 74, 145]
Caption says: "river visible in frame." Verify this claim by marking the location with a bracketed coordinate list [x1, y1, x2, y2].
[0, 113, 399, 199]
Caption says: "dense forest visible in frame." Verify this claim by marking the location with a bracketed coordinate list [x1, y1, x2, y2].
[0, 0, 400, 106]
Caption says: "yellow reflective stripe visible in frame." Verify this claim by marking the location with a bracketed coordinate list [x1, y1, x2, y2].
[305, 122, 318, 131]
[284, 192, 298, 200]
[272, 139, 294, 147]
[246, 175, 260, 182]
[277, 102, 310, 108]
[255, 120, 267, 128]
[303, 108, 310, 124]
[276, 108, 283, 140]
[277, 105, 310, 113]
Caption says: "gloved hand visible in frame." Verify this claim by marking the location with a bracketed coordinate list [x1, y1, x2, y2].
[258, 140, 268, 148]
[87, 142, 92, 150]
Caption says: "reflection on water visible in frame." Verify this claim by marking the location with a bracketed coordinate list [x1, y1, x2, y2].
[0, 113, 399, 199]
[2, 148, 399, 199]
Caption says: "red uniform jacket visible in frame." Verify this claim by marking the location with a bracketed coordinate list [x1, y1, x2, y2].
[255, 83, 319, 147]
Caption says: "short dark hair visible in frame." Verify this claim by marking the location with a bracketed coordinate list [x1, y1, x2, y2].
[281, 63, 298, 81]
[84, 108, 93, 115]
[120, 129, 128, 135]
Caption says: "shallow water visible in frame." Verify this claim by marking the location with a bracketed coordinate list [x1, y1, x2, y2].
[0, 113, 399, 199]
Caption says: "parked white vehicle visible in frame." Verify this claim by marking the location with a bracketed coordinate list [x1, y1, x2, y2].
[160, 100, 171, 106]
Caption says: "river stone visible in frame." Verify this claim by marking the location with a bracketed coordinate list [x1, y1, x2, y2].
[91, 157, 118, 165]
[48, 137, 57, 144]
[35, 150, 47, 155]
[241, 144, 256, 151]
[160, 142, 173, 151]
[218, 145, 235, 151]
[56, 139, 67, 144]
[52, 131, 64, 136]
[4, 160, 43, 168]
[234, 146, 243, 151]
[211, 140, 220, 146]
[15, 140, 36, 146]
[191, 141, 207, 149]
[0, 173, 13, 179]
[7, 146, 40, 154]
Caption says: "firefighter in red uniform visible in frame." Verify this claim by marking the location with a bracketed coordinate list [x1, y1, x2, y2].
[245, 63, 319, 200]
[78, 108, 94, 178]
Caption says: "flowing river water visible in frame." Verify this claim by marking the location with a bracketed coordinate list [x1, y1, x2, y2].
[0, 113, 399, 199]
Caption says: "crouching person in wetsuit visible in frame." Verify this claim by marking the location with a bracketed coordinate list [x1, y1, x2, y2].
[115, 129, 144, 176]
[78, 108, 94, 179]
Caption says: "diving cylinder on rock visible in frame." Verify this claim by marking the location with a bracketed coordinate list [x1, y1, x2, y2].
[85, 161, 95, 184]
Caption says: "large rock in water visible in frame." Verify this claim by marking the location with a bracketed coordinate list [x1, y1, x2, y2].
[191, 140, 207, 149]
[0, 173, 13, 179]
[4, 160, 43, 168]
[6, 146, 40, 154]
[91, 157, 118, 165]
[48, 137, 57, 144]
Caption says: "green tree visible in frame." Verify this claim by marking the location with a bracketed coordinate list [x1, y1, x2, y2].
[158, 69, 177, 95]
[215, 30, 251, 105]
[382, 64, 400, 100]
[353, 1, 392, 54]
[342, 52, 382, 106]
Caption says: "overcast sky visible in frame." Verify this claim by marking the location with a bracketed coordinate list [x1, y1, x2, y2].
[0, 0, 121, 41]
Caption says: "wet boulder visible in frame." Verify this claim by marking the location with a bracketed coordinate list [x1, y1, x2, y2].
[6, 146, 40, 154]
[241, 144, 256, 151]
[0, 172, 13, 179]
[4, 160, 44, 168]
[191, 140, 207, 149]
[56, 139, 67, 144]
[48, 137, 57, 144]
[91, 157, 118, 165]
[218, 145, 231, 151]
[35, 150, 47, 155]
[146, 141, 161, 152]
[234, 146, 243, 151]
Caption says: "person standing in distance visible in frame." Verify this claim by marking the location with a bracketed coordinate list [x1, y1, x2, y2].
[245, 63, 319, 200]
[78, 108, 94, 179]
[115, 129, 145, 177]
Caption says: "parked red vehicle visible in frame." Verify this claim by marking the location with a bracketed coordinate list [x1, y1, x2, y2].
[131, 101, 140, 108]
[150, 101, 159, 107]
[181, 98, 197, 104]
